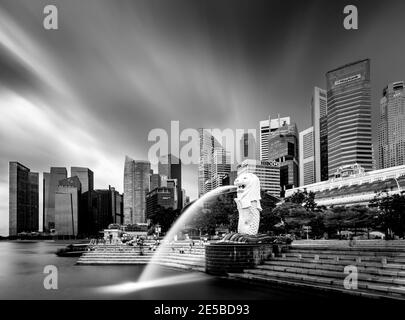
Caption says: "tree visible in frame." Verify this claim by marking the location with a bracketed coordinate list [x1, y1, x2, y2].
[148, 206, 181, 233]
[258, 191, 279, 233]
[271, 202, 314, 235]
[322, 205, 378, 238]
[370, 192, 405, 238]
[323, 206, 350, 238]
[188, 192, 238, 235]
[287, 190, 317, 211]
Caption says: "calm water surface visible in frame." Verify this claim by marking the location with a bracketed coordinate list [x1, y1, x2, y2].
[0, 241, 366, 300]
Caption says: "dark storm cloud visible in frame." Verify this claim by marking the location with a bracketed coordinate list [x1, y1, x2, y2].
[1, 0, 405, 235]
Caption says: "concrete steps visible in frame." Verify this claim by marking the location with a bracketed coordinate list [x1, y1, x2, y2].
[229, 242, 405, 300]
[77, 243, 206, 272]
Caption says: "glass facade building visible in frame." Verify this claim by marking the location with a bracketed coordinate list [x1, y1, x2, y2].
[326, 59, 373, 178]
[9, 162, 39, 236]
[378, 81, 405, 169]
[237, 159, 280, 197]
[123, 156, 151, 224]
[43, 167, 67, 232]
[268, 122, 299, 194]
[299, 126, 315, 186]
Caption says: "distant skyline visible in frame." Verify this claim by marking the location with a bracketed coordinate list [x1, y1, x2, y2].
[2, 0, 405, 235]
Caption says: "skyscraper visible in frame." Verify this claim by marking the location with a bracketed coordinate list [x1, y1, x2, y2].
[209, 146, 231, 190]
[259, 116, 290, 161]
[378, 81, 405, 169]
[71, 167, 94, 193]
[311, 87, 328, 182]
[43, 167, 67, 232]
[55, 176, 81, 236]
[198, 128, 220, 197]
[71, 167, 94, 234]
[198, 129, 232, 196]
[158, 154, 182, 209]
[162, 178, 178, 208]
[299, 127, 315, 186]
[89, 186, 123, 234]
[145, 187, 175, 220]
[9, 162, 39, 236]
[110, 186, 124, 225]
[326, 59, 373, 178]
[149, 171, 161, 191]
[123, 156, 151, 224]
[239, 132, 258, 162]
[268, 122, 299, 194]
[237, 159, 280, 197]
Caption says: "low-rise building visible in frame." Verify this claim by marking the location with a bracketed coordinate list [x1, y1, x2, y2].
[285, 163, 405, 207]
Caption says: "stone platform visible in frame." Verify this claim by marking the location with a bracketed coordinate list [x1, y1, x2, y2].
[205, 242, 274, 275]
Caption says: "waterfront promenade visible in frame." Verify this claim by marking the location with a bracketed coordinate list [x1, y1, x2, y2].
[78, 239, 405, 300]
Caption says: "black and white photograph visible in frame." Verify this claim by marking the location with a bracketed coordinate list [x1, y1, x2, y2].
[1, 0, 405, 312]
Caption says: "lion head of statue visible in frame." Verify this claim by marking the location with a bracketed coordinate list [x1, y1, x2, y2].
[234, 172, 261, 209]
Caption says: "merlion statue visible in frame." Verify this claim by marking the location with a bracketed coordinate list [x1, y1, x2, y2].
[234, 172, 262, 235]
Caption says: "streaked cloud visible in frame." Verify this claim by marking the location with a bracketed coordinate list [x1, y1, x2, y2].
[1, 0, 404, 235]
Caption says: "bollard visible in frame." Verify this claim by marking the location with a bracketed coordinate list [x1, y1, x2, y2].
[381, 257, 387, 265]
[314, 255, 319, 261]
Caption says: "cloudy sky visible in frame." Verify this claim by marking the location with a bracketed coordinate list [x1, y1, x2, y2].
[1, 0, 405, 235]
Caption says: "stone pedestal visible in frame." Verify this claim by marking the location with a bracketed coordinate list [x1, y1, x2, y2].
[205, 243, 273, 275]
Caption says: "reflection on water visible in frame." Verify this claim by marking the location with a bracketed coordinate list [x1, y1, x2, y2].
[0, 241, 366, 300]
[0, 241, 275, 300]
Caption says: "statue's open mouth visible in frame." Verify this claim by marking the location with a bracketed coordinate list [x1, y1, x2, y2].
[238, 184, 246, 190]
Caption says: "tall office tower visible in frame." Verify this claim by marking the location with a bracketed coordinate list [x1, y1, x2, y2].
[71, 167, 93, 233]
[311, 87, 328, 181]
[209, 147, 231, 190]
[259, 116, 290, 161]
[149, 172, 161, 191]
[55, 176, 81, 236]
[198, 128, 220, 197]
[70, 167, 94, 193]
[162, 178, 178, 209]
[326, 59, 373, 178]
[299, 127, 315, 186]
[89, 186, 123, 234]
[123, 156, 151, 224]
[268, 122, 299, 195]
[239, 132, 258, 162]
[110, 186, 124, 225]
[9, 162, 39, 236]
[84, 186, 123, 234]
[378, 81, 405, 169]
[145, 187, 175, 220]
[43, 167, 67, 232]
[158, 154, 182, 209]
[237, 160, 280, 197]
